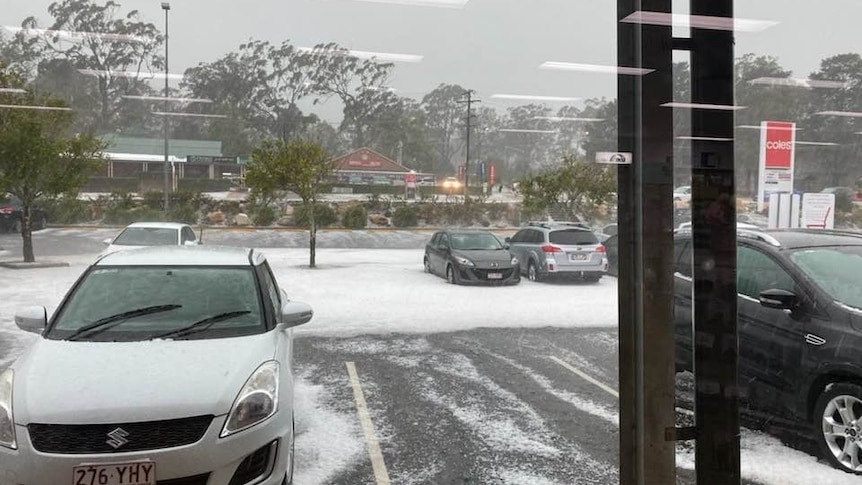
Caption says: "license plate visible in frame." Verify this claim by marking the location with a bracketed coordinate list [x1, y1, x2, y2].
[73, 462, 156, 485]
[487, 272, 503, 279]
[569, 253, 588, 261]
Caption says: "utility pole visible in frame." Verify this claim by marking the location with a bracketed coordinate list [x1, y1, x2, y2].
[458, 89, 480, 202]
[161, 2, 171, 212]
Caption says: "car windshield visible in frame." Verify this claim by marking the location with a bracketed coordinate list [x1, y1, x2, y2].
[450, 233, 503, 250]
[790, 246, 862, 309]
[49, 266, 264, 341]
[549, 230, 599, 245]
[113, 227, 178, 246]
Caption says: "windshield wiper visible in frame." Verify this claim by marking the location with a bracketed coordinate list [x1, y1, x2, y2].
[151, 310, 251, 340]
[67, 304, 182, 341]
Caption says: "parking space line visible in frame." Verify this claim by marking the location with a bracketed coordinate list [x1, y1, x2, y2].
[550, 356, 619, 398]
[345, 362, 391, 485]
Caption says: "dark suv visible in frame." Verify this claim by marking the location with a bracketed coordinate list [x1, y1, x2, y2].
[674, 228, 862, 474]
[0, 194, 47, 233]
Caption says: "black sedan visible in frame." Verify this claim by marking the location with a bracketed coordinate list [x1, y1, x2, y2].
[424, 230, 520, 285]
[0, 194, 47, 233]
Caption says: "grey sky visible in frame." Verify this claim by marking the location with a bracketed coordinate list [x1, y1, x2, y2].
[4, 0, 862, 122]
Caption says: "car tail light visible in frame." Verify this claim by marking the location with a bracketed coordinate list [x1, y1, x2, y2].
[541, 244, 562, 253]
[0, 207, 12, 215]
[595, 245, 606, 253]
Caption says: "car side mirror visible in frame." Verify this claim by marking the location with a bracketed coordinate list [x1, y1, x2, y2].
[280, 301, 313, 328]
[759, 289, 797, 310]
[504, 237, 512, 243]
[15, 306, 47, 334]
[102, 238, 112, 245]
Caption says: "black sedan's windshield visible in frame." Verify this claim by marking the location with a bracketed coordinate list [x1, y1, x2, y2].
[790, 246, 862, 309]
[49, 266, 264, 341]
[450, 233, 504, 251]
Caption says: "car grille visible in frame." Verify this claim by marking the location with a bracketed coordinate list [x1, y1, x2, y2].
[28, 415, 213, 454]
[229, 441, 278, 485]
[158, 473, 211, 485]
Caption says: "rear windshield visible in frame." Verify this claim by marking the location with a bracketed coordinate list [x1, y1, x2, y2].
[113, 227, 178, 246]
[549, 230, 598, 245]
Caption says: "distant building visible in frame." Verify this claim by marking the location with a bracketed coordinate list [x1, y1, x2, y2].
[331, 148, 435, 186]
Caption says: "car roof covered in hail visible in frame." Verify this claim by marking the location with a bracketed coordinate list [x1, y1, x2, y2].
[95, 245, 263, 267]
[123, 221, 188, 230]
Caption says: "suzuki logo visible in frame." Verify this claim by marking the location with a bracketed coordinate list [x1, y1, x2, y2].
[106, 427, 130, 449]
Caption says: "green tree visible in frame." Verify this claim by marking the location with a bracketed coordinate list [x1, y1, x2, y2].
[246, 139, 334, 267]
[17, 0, 164, 133]
[421, 84, 467, 172]
[0, 85, 105, 262]
[519, 156, 617, 223]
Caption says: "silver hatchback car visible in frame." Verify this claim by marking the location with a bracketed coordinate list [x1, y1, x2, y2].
[506, 222, 608, 282]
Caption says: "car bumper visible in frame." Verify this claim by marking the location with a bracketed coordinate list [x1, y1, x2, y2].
[0, 412, 292, 485]
[455, 265, 520, 285]
[542, 258, 607, 278]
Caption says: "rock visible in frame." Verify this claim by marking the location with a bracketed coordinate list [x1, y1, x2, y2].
[276, 216, 294, 227]
[234, 213, 251, 226]
[369, 213, 390, 226]
[206, 211, 225, 224]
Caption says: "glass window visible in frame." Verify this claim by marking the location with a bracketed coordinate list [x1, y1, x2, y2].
[737, 246, 796, 299]
[113, 227, 178, 246]
[790, 246, 862, 309]
[510, 230, 526, 243]
[449, 232, 504, 250]
[49, 266, 264, 341]
[181, 227, 196, 243]
[675, 239, 692, 277]
[549, 229, 599, 245]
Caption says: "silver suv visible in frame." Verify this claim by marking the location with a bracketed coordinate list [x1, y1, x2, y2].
[505, 222, 608, 282]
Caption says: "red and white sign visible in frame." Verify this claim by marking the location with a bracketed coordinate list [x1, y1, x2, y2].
[347, 159, 383, 168]
[488, 163, 497, 185]
[404, 172, 416, 189]
[758, 121, 796, 211]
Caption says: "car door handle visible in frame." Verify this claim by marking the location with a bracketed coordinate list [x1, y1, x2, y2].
[805, 334, 826, 346]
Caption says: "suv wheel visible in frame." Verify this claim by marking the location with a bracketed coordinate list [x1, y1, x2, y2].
[527, 261, 543, 282]
[815, 382, 862, 474]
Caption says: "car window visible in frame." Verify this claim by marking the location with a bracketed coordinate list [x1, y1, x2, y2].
[439, 233, 450, 248]
[181, 227, 196, 243]
[430, 232, 440, 246]
[790, 246, 862, 309]
[549, 229, 599, 245]
[675, 239, 693, 278]
[737, 246, 796, 299]
[113, 227, 179, 246]
[450, 233, 503, 250]
[510, 230, 526, 243]
[49, 266, 264, 341]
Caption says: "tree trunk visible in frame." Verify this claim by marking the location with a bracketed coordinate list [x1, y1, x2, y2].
[308, 201, 316, 268]
[22, 204, 34, 263]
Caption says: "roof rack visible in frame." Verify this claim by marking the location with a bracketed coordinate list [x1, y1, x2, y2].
[675, 226, 782, 247]
[526, 221, 591, 230]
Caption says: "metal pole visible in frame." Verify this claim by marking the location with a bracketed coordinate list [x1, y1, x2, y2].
[690, 0, 740, 482]
[162, 3, 171, 212]
[464, 90, 472, 200]
[618, 0, 676, 483]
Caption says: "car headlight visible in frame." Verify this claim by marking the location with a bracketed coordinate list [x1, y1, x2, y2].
[454, 256, 474, 267]
[221, 361, 279, 437]
[0, 369, 16, 450]
[510, 256, 519, 265]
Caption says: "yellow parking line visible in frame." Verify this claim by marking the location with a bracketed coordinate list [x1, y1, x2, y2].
[345, 362, 391, 485]
[550, 356, 619, 398]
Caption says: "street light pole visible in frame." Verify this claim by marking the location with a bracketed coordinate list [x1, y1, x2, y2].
[161, 2, 171, 212]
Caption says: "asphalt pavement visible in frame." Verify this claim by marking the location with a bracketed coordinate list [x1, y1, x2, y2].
[0, 228, 769, 484]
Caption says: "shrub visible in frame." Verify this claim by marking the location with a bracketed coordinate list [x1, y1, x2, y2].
[41, 197, 92, 224]
[294, 204, 337, 228]
[252, 206, 278, 226]
[167, 206, 199, 225]
[342, 205, 368, 229]
[392, 205, 419, 227]
[103, 206, 164, 225]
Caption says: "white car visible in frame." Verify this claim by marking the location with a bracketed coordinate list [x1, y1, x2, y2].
[0, 246, 312, 485]
[102, 222, 201, 256]
[673, 185, 692, 203]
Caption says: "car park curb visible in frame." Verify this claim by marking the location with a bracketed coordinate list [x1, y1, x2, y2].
[0, 260, 70, 270]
